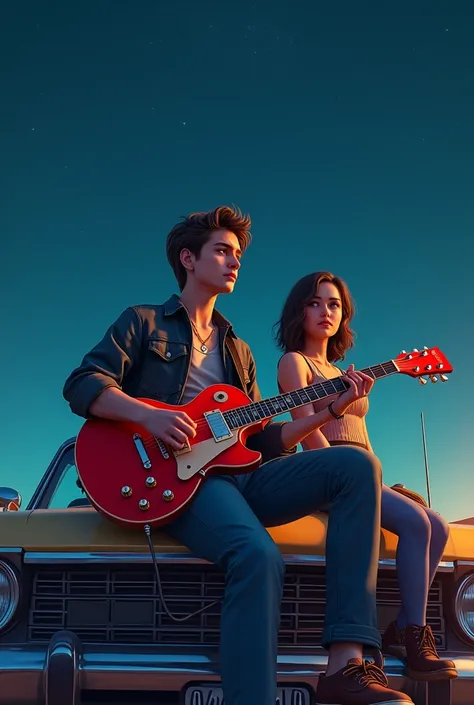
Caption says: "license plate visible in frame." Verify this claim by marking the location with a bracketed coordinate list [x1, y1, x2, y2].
[183, 683, 311, 704]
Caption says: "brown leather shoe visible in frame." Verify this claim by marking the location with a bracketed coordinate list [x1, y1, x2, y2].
[315, 651, 413, 704]
[404, 624, 458, 681]
[382, 621, 406, 659]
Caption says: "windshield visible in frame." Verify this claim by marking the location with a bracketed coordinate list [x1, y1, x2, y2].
[40, 445, 91, 509]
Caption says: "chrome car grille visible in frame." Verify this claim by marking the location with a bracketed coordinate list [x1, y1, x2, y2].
[27, 564, 446, 648]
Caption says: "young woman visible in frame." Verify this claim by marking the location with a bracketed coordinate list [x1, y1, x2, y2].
[275, 271, 457, 682]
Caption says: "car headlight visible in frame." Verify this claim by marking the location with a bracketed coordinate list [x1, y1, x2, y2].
[455, 573, 474, 643]
[0, 560, 20, 631]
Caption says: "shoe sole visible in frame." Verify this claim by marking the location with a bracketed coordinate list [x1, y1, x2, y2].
[405, 667, 458, 681]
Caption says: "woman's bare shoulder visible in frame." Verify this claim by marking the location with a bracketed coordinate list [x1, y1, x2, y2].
[278, 351, 308, 372]
[277, 351, 312, 387]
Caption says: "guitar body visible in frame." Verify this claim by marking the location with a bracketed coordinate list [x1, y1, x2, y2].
[75, 384, 266, 528]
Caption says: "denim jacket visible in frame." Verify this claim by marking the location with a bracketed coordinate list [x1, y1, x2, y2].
[63, 295, 294, 463]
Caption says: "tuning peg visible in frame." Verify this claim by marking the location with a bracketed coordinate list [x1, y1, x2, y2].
[423, 346, 429, 350]
[419, 377, 428, 385]
[412, 348, 419, 352]
[400, 350, 407, 354]
[430, 375, 438, 384]
[440, 374, 449, 382]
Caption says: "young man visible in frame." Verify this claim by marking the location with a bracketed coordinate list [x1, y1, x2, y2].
[63, 206, 413, 705]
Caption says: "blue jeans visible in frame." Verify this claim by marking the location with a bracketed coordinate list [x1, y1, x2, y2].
[381, 485, 450, 627]
[165, 445, 382, 705]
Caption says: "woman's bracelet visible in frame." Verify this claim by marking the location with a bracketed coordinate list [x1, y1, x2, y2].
[328, 401, 345, 420]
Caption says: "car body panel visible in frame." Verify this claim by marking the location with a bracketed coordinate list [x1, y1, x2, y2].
[1, 508, 473, 562]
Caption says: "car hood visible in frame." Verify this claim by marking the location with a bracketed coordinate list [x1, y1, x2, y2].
[1, 508, 473, 561]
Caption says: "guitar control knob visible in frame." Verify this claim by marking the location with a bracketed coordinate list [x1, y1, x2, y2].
[139, 499, 150, 511]
[145, 477, 157, 488]
[121, 486, 132, 498]
[419, 377, 428, 386]
[430, 375, 438, 383]
[162, 490, 174, 502]
[440, 374, 449, 382]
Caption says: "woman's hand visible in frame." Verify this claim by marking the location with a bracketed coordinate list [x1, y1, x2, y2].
[333, 364, 375, 415]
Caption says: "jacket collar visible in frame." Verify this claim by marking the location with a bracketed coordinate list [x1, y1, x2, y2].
[163, 294, 236, 337]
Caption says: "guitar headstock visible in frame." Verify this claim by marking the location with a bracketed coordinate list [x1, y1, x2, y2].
[394, 347, 453, 385]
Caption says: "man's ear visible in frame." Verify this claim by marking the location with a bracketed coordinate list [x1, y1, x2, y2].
[180, 247, 195, 273]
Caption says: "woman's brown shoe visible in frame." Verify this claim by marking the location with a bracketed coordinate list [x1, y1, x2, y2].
[381, 621, 406, 659]
[382, 622, 458, 681]
[383, 622, 458, 681]
[404, 625, 458, 681]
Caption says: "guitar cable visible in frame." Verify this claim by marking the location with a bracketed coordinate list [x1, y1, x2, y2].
[144, 524, 221, 622]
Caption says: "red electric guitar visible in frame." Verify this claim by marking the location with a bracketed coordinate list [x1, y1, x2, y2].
[75, 346, 453, 528]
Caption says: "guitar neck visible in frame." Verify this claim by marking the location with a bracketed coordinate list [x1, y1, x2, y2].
[223, 359, 398, 430]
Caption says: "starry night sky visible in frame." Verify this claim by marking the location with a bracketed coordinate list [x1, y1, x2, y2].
[2, 0, 473, 520]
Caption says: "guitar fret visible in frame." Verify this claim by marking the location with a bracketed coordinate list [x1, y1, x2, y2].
[292, 391, 303, 406]
[272, 398, 288, 413]
[305, 386, 320, 401]
[297, 388, 312, 403]
[363, 367, 377, 380]
[283, 393, 296, 408]
[250, 405, 264, 421]
[262, 400, 273, 416]
[226, 411, 238, 429]
[321, 379, 339, 396]
[242, 409, 251, 424]
[266, 400, 277, 414]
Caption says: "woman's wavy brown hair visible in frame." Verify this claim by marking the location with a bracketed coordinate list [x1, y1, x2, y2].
[274, 272, 355, 362]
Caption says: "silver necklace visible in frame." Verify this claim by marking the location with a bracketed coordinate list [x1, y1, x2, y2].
[190, 320, 215, 354]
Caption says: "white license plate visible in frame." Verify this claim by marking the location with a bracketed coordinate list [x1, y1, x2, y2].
[183, 683, 311, 704]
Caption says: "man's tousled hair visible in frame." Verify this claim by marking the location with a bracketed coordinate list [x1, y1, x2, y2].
[166, 205, 252, 290]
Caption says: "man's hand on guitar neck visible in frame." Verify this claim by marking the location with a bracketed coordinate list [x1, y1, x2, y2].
[89, 387, 197, 450]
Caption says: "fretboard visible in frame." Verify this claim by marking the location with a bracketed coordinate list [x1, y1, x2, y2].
[223, 360, 398, 430]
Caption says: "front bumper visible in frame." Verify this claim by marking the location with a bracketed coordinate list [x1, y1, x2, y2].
[1, 631, 473, 705]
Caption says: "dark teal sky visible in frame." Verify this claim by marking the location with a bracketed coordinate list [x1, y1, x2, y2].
[2, 1, 473, 520]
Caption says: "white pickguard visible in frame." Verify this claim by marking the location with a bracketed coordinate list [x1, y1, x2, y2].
[175, 433, 239, 480]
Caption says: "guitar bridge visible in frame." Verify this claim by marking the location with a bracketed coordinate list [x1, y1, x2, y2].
[204, 409, 233, 442]
[174, 438, 192, 456]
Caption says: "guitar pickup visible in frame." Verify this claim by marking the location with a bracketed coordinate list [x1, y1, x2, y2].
[204, 409, 233, 442]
